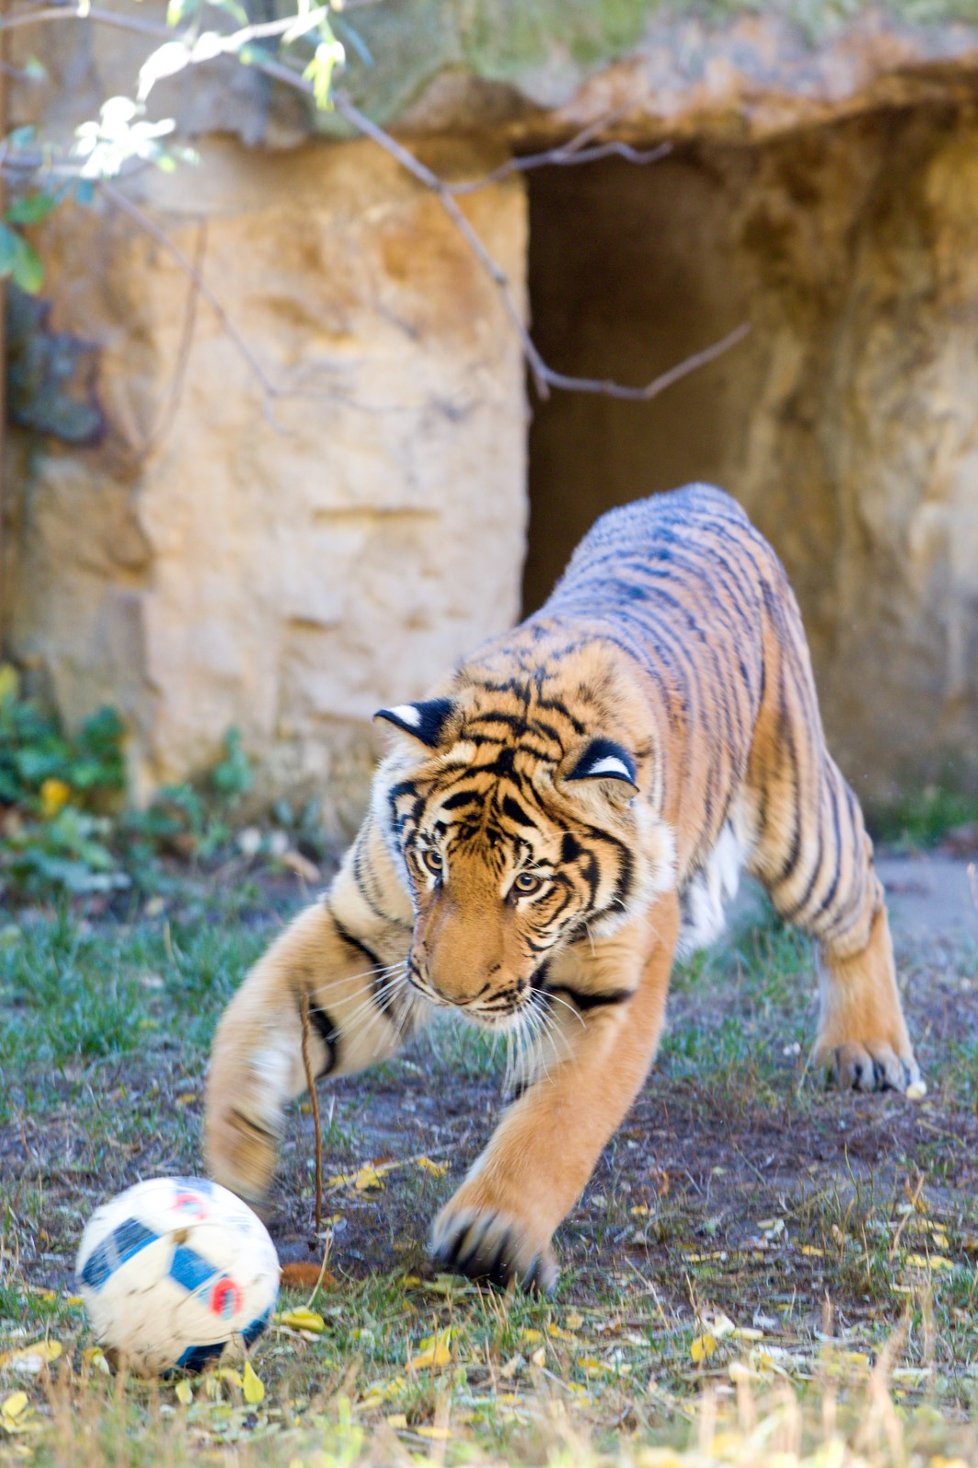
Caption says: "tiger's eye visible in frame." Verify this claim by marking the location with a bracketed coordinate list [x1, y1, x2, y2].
[513, 871, 541, 894]
[423, 849, 444, 875]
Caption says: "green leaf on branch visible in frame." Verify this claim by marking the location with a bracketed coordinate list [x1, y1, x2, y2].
[0, 224, 44, 294]
[6, 192, 60, 226]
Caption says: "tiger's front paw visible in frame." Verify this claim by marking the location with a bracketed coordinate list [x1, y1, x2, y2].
[818, 1040, 926, 1098]
[204, 1102, 280, 1203]
[429, 1196, 558, 1294]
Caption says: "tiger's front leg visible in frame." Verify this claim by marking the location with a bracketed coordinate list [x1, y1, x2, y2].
[205, 872, 425, 1202]
[429, 893, 679, 1292]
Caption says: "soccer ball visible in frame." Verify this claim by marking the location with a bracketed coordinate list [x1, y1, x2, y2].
[76, 1176, 280, 1376]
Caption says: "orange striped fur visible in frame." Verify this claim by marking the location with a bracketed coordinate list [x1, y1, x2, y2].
[205, 485, 920, 1291]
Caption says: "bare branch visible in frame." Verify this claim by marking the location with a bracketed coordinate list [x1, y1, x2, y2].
[333, 91, 749, 401]
[2, 2, 750, 406]
[446, 138, 673, 196]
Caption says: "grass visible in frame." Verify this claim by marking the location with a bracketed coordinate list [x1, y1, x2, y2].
[2, 871, 978, 1465]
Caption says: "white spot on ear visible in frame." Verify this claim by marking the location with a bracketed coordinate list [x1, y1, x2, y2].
[585, 754, 633, 780]
[388, 704, 421, 729]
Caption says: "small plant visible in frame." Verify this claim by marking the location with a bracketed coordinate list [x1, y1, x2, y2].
[0, 665, 128, 898]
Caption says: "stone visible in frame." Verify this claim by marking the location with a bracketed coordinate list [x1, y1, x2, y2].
[7, 0, 978, 815]
[7, 139, 527, 829]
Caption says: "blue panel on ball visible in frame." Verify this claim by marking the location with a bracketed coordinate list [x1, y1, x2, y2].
[174, 1340, 225, 1372]
[240, 1305, 272, 1347]
[169, 1244, 218, 1294]
[79, 1217, 158, 1293]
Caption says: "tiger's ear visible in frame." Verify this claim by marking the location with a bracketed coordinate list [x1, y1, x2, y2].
[562, 738, 638, 800]
[374, 698, 457, 749]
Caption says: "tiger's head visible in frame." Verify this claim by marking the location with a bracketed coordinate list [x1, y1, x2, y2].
[372, 685, 675, 1026]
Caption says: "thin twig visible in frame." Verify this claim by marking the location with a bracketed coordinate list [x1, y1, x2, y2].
[300, 995, 324, 1236]
[446, 140, 673, 195]
[98, 177, 285, 422]
[143, 215, 205, 450]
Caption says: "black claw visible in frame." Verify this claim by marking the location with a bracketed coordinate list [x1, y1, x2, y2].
[455, 1217, 494, 1276]
[902, 1060, 914, 1089]
[487, 1230, 513, 1289]
[873, 1059, 887, 1090]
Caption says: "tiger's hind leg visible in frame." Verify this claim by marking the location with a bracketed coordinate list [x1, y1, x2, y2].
[745, 670, 922, 1095]
[205, 891, 426, 1201]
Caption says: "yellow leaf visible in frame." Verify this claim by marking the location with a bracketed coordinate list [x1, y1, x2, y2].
[39, 778, 72, 819]
[417, 1425, 451, 1441]
[175, 1092, 197, 1107]
[0, 664, 20, 704]
[906, 1253, 955, 1271]
[386, 1413, 408, 1429]
[415, 1157, 449, 1178]
[547, 1322, 576, 1341]
[565, 1311, 584, 1330]
[406, 1329, 452, 1371]
[401, 1275, 422, 1287]
[211, 1367, 242, 1388]
[354, 1165, 385, 1192]
[690, 1333, 716, 1363]
[1, 1393, 28, 1423]
[328, 1163, 388, 1191]
[64, 1295, 84, 1307]
[577, 1355, 603, 1373]
[174, 1380, 193, 1405]
[0, 1341, 62, 1373]
[242, 1360, 264, 1405]
[630, 1204, 650, 1217]
[522, 1328, 543, 1344]
[530, 1347, 546, 1368]
[800, 1245, 825, 1257]
[277, 1305, 326, 1333]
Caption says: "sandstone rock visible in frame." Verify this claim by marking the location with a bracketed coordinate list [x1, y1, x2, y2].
[7, 139, 527, 829]
[7, 1, 978, 816]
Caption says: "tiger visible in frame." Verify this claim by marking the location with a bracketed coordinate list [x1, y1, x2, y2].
[204, 484, 922, 1293]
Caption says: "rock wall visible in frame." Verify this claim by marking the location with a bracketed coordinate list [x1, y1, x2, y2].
[6, 140, 527, 826]
[525, 108, 978, 803]
[7, 1, 978, 814]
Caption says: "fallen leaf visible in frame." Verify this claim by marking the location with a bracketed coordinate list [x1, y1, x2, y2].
[242, 1360, 264, 1404]
[277, 1306, 326, 1333]
[386, 1413, 408, 1428]
[0, 1341, 62, 1373]
[174, 1380, 193, 1405]
[417, 1426, 451, 1441]
[546, 1323, 576, 1341]
[1, 1393, 28, 1423]
[906, 1253, 955, 1271]
[175, 1092, 197, 1107]
[415, 1157, 449, 1178]
[406, 1328, 452, 1371]
[690, 1334, 716, 1364]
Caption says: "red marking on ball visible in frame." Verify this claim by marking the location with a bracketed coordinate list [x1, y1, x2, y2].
[210, 1277, 243, 1319]
[173, 1191, 208, 1220]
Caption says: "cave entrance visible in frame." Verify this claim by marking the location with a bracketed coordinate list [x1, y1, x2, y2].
[523, 140, 758, 613]
[521, 108, 978, 801]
